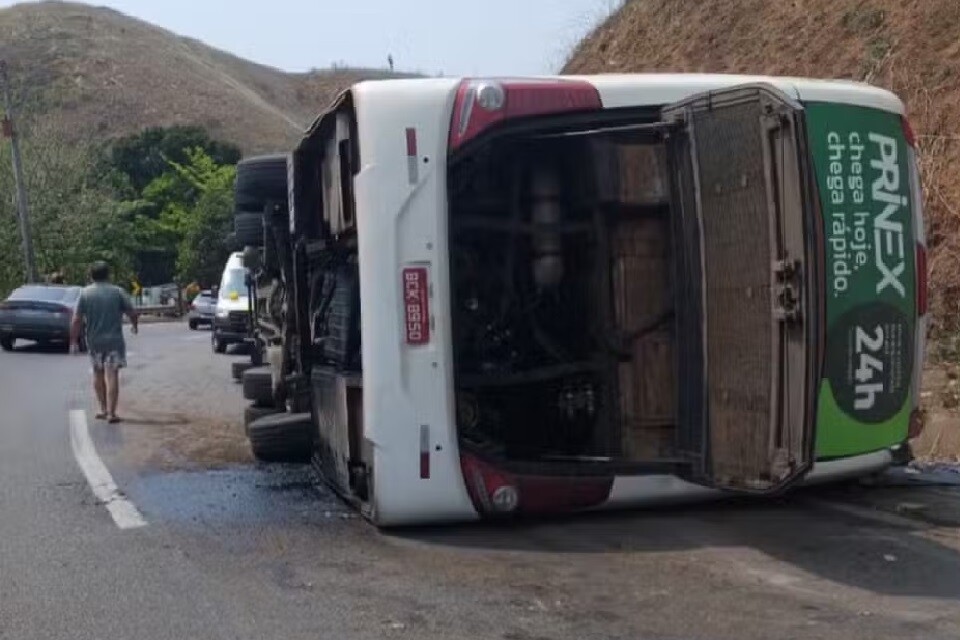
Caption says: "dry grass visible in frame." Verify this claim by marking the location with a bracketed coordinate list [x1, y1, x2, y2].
[566, 0, 960, 460]
[916, 362, 960, 463]
[105, 408, 254, 472]
[0, 1, 409, 153]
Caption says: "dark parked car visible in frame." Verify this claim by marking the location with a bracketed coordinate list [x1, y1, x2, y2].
[188, 289, 216, 330]
[0, 285, 84, 352]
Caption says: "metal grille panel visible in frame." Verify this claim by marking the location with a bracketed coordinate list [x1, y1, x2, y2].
[691, 101, 773, 487]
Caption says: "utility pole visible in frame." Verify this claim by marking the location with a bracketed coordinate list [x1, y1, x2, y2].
[0, 60, 38, 283]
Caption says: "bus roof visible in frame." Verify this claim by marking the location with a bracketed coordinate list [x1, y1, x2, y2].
[346, 73, 905, 115]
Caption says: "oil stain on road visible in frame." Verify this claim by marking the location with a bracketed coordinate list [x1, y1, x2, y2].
[123, 464, 352, 528]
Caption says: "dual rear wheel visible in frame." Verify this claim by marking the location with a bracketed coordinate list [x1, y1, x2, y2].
[240, 366, 312, 463]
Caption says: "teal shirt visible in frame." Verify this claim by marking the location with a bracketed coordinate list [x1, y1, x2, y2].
[77, 283, 133, 354]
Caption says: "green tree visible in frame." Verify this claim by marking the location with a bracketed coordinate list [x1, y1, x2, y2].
[172, 148, 237, 286]
[135, 147, 236, 287]
[0, 119, 239, 297]
[0, 117, 136, 295]
[105, 126, 241, 195]
[125, 144, 238, 286]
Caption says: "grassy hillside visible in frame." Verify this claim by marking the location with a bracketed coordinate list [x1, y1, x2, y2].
[565, 0, 960, 333]
[0, 1, 407, 153]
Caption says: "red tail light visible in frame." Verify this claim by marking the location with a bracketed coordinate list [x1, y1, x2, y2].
[916, 243, 927, 316]
[460, 453, 613, 517]
[449, 79, 602, 151]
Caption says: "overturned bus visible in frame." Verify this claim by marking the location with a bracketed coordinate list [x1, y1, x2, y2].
[233, 74, 927, 526]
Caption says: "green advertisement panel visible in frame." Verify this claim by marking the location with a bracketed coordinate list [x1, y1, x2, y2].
[805, 103, 916, 458]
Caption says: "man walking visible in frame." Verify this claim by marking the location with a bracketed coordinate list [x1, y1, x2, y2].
[70, 261, 139, 423]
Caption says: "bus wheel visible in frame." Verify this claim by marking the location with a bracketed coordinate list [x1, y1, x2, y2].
[248, 412, 313, 463]
[242, 366, 274, 405]
[232, 361, 254, 382]
[243, 403, 281, 436]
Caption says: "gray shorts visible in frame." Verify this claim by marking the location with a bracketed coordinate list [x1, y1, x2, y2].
[90, 350, 127, 370]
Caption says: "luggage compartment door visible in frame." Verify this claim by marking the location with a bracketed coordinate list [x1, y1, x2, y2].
[663, 84, 818, 493]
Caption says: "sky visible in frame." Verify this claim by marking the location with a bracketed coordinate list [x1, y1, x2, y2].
[0, 0, 622, 76]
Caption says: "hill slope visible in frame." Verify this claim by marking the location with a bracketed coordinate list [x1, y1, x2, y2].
[566, 0, 960, 330]
[0, 1, 406, 153]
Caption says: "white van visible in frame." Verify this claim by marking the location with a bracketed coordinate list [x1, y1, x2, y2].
[212, 252, 251, 353]
[260, 74, 926, 526]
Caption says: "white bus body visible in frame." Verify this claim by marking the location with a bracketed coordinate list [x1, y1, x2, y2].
[276, 74, 925, 526]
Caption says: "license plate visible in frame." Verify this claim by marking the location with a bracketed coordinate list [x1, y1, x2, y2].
[402, 266, 430, 345]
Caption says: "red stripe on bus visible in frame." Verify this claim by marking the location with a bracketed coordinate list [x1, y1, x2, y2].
[405, 128, 417, 157]
[420, 452, 430, 479]
[419, 424, 430, 479]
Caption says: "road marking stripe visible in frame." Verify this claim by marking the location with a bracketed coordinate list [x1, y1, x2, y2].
[68, 409, 147, 530]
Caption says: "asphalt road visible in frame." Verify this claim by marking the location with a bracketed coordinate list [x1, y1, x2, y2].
[2, 323, 960, 640]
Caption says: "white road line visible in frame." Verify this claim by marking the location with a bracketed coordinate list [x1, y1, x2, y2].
[68, 409, 147, 530]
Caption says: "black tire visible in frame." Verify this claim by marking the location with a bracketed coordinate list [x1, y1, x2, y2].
[248, 412, 313, 463]
[189, 319, 198, 330]
[212, 333, 226, 354]
[244, 403, 281, 434]
[242, 366, 274, 404]
[0, 337, 13, 352]
[232, 360, 254, 381]
[234, 154, 288, 212]
[235, 211, 264, 247]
